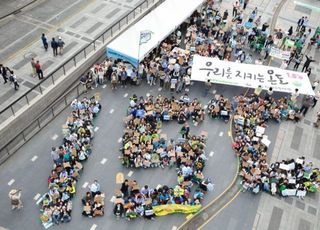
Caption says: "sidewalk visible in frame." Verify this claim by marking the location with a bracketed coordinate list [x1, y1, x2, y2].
[255, 1, 320, 229]
[0, 0, 144, 114]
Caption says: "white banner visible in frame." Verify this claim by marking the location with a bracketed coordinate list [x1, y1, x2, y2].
[191, 55, 314, 95]
[269, 47, 291, 60]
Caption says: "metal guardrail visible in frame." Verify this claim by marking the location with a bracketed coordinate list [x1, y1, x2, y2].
[0, 0, 162, 125]
[0, 82, 85, 164]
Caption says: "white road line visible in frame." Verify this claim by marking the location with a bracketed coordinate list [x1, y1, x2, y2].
[31, 155, 38, 162]
[102, 85, 107, 88]
[82, 182, 89, 188]
[219, 132, 223, 137]
[109, 109, 114, 114]
[110, 196, 116, 203]
[123, 93, 128, 98]
[51, 134, 58, 140]
[209, 151, 214, 157]
[158, 87, 162, 91]
[172, 226, 177, 230]
[127, 171, 133, 177]
[118, 137, 122, 143]
[94, 127, 99, 132]
[8, 179, 15, 186]
[100, 158, 107, 165]
[33, 193, 41, 201]
[90, 224, 98, 230]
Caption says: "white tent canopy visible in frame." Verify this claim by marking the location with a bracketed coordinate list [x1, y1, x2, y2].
[106, 0, 205, 67]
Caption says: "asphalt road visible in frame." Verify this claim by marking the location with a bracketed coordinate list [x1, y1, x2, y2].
[0, 81, 248, 230]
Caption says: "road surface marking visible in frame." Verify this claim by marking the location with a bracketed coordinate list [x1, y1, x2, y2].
[90, 224, 97, 230]
[127, 171, 133, 177]
[197, 190, 241, 229]
[172, 226, 177, 230]
[94, 127, 99, 132]
[228, 131, 231, 137]
[123, 93, 128, 98]
[109, 109, 114, 114]
[102, 85, 106, 88]
[52, 134, 58, 140]
[219, 132, 223, 137]
[118, 137, 122, 143]
[158, 87, 162, 91]
[33, 193, 41, 201]
[252, 212, 261, 230]
[110, 196, 116, 202]
[8, 179, 15, 186]
[100, 158, 107, 165]
[82, 182, 89, 188]
[186, 214, 193, 220]
[31, 155, 38, 162]
[209, 151, 214, 157]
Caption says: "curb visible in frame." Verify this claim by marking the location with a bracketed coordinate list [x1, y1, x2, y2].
[0, 0, 38, 21]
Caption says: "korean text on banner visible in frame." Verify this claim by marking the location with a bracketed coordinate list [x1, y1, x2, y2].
[191, 55, 314, 95]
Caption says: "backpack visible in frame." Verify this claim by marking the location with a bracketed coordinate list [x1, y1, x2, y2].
[9, 75, 14, 82]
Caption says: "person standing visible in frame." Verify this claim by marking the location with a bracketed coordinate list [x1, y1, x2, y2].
[302, 55, 315, 72]
[300, 95, 313, 116]
[0, 64, 8, 84]
[264, 87, 273, 101]
[296, 17, 304, 32]
[293, 53, 303, 70]
[35, 60, 44, 79]
[41, 33, 48, 51]
[312, 80, 319, 90]
[243, 0, 249, 9]
[180, 122, 190, 139]
[57, 37, 65, 55]
[10, 71, 19, 90]
[89, 180, 100, 197]
[31, 58, 36, 77]
[51, 38, 58, 56]
[8, 189, 23, 210]
[312, 90, 320, 108]
[232, 1, 240, 17]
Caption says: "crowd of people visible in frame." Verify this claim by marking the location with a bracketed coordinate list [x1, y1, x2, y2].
[228, 93, 320, 197]
[114, 94, 213, 220]
[39, 97, 101, 227]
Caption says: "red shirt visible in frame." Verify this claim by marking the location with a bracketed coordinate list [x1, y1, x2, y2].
[35, 63, 41, 71]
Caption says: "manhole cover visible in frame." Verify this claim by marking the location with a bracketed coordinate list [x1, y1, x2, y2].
[202, 212, 209, 220]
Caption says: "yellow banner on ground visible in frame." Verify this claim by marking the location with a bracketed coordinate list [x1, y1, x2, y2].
[153, 204, 201, 216]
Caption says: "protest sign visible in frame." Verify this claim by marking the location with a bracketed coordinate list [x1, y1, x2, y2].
[191, 55, 314, 95]
[269, 47, 291, 60]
